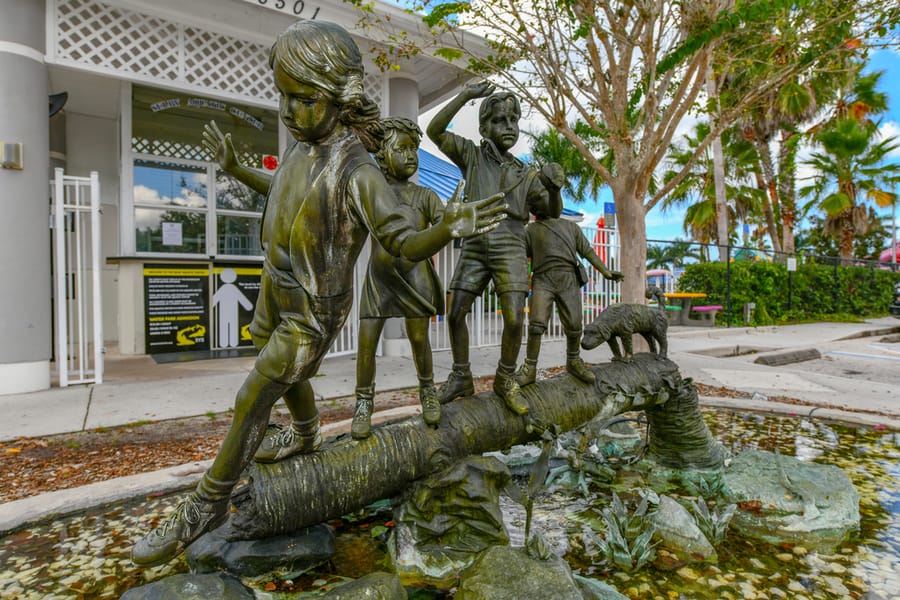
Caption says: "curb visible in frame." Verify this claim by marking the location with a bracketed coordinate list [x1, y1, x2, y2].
[0, 405, 423, 536]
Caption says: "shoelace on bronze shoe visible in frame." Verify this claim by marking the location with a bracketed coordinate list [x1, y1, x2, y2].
[155, 495, 202, 539]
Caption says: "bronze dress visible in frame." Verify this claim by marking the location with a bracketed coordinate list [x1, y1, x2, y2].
[359, 181, 445, 319]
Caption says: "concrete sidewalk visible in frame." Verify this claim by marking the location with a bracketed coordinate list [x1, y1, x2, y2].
[1, 317, 898, 442]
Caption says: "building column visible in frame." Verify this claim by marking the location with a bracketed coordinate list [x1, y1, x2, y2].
[381, 75, 421, 357]
[0, 0, 51, 394]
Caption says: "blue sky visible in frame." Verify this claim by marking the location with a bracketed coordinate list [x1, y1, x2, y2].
[583, 47, 900, 245]
[420, 46, 900, 248]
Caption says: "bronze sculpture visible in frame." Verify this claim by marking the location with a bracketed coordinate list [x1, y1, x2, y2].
[516, 163, 623, 387]
[427, 81, 551, 414]
[132, 20, 506, 568]
[353, 117, 445, 439]
[581, 287, 670, 361]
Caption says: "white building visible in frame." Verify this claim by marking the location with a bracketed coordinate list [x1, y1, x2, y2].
[0, 0, 484, 394]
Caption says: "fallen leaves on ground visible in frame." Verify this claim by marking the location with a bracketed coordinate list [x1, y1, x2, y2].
[0, 373, 843, 504]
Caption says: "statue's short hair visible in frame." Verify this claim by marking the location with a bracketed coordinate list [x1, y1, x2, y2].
[478, 92, 520, 125]
[374, 117, 422, 167]
[381, 117, 422, 146]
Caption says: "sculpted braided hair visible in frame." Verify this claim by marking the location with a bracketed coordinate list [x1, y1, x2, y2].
[270, 20, 382, 151]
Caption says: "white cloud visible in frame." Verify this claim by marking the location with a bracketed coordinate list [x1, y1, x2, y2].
[878, 120, 900, 158]
[132, 183, 206, 209]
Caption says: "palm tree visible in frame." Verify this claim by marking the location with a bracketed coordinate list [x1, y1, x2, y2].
[801, 117, 900, 261]
[647, 239, 702, 271]
[526, 125, 610, 204]
[661, 122, 763, 255]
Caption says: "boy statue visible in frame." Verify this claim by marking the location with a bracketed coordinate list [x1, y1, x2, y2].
[517, 163, 623, 387]
[132, 20, 506, 567]
[427, 81, 550, 415]
[353, 117, 445, 439]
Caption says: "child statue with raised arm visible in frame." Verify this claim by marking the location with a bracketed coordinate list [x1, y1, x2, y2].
[427, 81, 551, 415]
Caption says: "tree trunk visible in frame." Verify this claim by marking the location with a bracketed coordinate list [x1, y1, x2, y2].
[778, 131, 798, 257]
[706, 64, 730, 262]
[614, 183, 647, 305]
[228, 355, 724, 540]
[753, 140, 784, 253]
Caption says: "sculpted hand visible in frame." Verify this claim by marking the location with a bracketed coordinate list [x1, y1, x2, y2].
[464, 80, 496, 100]
[202, 120, 239, 173]
[442, 180, 507, 238]
[606, 270, 624, 282]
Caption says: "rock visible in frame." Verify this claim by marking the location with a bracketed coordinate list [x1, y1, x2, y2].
[573, 574, 629, 599]
[776, 553, 793, 562]
[651, 495, 717, 568]
[185, 522, 334, 577]
[724, 450, 860, 550]
[119, 573, 254, 599]
[389, 457, 510, 588]
[455, 545, 584, 600]
[318, 572, 407, 599]
[675, 566, 700, 581]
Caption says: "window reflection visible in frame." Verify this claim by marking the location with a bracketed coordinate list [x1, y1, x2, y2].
[216, 169, 266, 212]
[134, 160, 207, 208]
[217, 215, 262, 256]
[135, 208, 207, 254]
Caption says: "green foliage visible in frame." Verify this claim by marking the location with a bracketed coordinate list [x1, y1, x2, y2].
[680, 470, 727, 499]
[592, 491, 658, 572]
[422, 2, 470, 27]
[676, 260, 900, 324]
[433, 47, 464, 62]
[687, 497, 737, 546]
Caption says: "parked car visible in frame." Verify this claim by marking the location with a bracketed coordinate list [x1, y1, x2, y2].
[892, 281, 900, 318]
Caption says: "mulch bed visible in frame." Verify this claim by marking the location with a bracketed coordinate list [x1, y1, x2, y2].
[0, 374, 822, 504]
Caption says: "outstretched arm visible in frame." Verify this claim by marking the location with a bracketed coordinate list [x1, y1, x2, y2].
[202, 120, 272, 196]
[426, 80, 496, 147]
[400, 181, 507, 261]
[578, 232, 623, 281]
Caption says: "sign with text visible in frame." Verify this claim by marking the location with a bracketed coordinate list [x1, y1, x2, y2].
[212, 265, 262, 349]
[144, 265, 211, 354]
[239, 0, 322, 19]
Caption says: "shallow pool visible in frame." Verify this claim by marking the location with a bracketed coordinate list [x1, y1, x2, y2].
[0, 409, 897, 599]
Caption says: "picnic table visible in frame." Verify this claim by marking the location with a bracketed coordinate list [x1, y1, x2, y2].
[663, 292, 720, 326]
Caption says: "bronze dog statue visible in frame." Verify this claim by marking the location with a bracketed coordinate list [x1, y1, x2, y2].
[581, 287, 668, 361]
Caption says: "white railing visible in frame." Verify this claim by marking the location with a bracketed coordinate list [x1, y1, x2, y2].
[348, 225, 622, 358]
[52, 169, 104, 386]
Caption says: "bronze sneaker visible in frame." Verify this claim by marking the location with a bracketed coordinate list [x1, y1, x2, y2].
[132, 493, 228, 567]
[438, 364, 474, 404]
[420, 383, 441, 427]
[566, 357, 596, 384]
[253, 418, 322, 463]
[494, 368, 529, 415]
[516, 360, 537, 387]
[351, 397, 374, 440]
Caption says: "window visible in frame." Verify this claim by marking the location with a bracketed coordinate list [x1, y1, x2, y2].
[130, 85, 277, 256]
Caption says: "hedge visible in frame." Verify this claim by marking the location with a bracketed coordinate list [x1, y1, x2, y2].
[675, 261, 900, 326]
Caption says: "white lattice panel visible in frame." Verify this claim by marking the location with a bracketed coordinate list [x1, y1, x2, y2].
[55, 0, 391, 121]
[183, 28, 277, 104]
[56, 0, 180, 81]
[364, 70, 383, 112]
[54, 0, 277, 106]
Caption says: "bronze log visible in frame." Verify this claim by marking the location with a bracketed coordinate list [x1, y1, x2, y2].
[229, 354, 723, 539]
